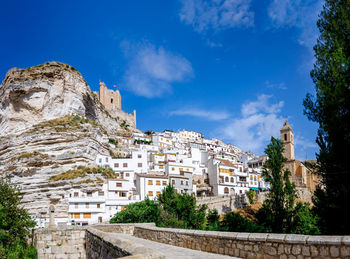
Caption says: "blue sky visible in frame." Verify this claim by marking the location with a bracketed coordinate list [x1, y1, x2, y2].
[0, 0, 323, 159]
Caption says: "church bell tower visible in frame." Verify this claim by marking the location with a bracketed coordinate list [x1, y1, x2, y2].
[280, 120, 295, 160]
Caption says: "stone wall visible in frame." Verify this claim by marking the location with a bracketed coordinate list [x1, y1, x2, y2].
[133, 224, 350, 259]
[196, 194, 246, 214]
[86, 224, 164, 259]
[33, 226, 86, 259]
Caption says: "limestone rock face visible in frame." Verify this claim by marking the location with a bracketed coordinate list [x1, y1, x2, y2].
[0, 62, 130, 220]
[0, 62, 122, 136]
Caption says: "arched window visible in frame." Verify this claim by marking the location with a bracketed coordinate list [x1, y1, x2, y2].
[224, 187, 229, 194]
[230, 188, 235, 194]
[111, 98, 114, 104]
[225, 176, 229, 182]
[230, 177, 234, 183]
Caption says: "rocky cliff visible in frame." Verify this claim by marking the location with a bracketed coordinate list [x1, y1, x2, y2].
[0, 62, 133, 221]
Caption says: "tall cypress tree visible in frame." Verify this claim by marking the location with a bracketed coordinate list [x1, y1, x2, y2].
[303, 0, 350, 234]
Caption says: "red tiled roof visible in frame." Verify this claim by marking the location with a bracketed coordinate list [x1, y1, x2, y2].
[216, 158, 236, 168]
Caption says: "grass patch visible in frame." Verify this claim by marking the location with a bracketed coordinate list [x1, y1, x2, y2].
[49, 166, 116, 181]
[26, 114, 108, 135]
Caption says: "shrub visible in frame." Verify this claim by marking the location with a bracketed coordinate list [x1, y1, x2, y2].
[221, 212, 264, 233]
[246, 190, 257, 204]
[110, 198, 159, 224]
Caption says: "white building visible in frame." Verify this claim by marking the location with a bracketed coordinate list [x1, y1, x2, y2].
[178, 130, 203, 143]
[135, 173, 169, 200]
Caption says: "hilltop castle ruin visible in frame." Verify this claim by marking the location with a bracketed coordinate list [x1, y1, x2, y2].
[96, 82, 136, 128]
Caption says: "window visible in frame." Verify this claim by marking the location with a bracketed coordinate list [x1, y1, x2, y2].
[181, 180, 184, 185]
[87, 192, 92, 197]
[121, 206, 125, 211]
[240, 190, 242, 194]
[284, 134, 287, 141]
[106, 158, 108, 162]
[84, 213, 91, 218]
[148, 180, 153, 185]
[123, 163, 127, 168]
[99, 158, 102, 163]
[230, 177, 234, 183]
[250, 175, 253, 180]
[172, 167, 175, 171]
[179, 168, 183, 171]
[114, 163, 119, 168]
[138, 154, 142, 158]
[156, 180, 160, 186]
[111, 98, 113, 104]
[116, 182, 122, 187]
[74, 192, 78, 197]
[148, 191, 153, 197]
[225, 177, 229, 182]
[98, 191, 104, 196]
[186, 181, 188, 186]
[159, 165, 164, 169]
[162, 181, 167, 186]
[74, 213, 80, 219]
[75, 203, 78, 209]
[224, 187, 229, 194]
[121, 192, 127, 197]
[85, 203, 89, 208]
[240, 167, 242, 172]
[126, 173, 130, 177]
[156, 191, 161, 196]
[186, 168, 189, 172]
[97, 204, 101, 208]
[138, 163, 142, 167]
[172, 180, 175, 185]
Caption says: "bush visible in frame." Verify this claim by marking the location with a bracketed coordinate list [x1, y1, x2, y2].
[110, 198, 159, 224]
[290, 203, 320, 235]
[221, 212, 264, 233]
[246, 190, 257, 204]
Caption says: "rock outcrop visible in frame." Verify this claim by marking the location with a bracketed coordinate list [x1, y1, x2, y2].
[0, 62, 133, 220]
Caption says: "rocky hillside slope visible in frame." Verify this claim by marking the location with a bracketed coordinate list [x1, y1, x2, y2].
[0, 62, 133, 221]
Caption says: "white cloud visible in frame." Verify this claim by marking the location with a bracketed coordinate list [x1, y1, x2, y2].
[267, 0, 323, 49]
[179, 0, 254, 33]
[241, 94, 284, 117]
[265, 80, 287, 90]
[219, 94, 286, 154]
[121, 42, 193, 98]
[169, 107, 230, 121]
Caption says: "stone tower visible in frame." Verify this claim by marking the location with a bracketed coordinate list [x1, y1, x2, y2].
[280, 120, 295, 160]
[98, 82, 121, 110]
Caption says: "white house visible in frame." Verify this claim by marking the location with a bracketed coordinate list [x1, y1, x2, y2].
[135, 173, 169, 200]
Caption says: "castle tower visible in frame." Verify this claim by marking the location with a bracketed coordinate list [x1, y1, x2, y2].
[98, 82, 121, 110]
[280, 120, 295, 160]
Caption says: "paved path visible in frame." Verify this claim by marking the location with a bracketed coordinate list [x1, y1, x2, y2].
[113, 233, 240, 259]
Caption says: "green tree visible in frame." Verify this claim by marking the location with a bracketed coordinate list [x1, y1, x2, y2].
[110, 198, 159, 224]
[158, 185, 207, 229]
[0, 178, 37, 258]
[221, 212, 264, 233]
[303, 0, 350, 234]
[258, 137, 298, 233]
[290, 203, 320, 235]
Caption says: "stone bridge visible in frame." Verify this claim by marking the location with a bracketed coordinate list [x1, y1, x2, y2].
[33, 223, 350, 258]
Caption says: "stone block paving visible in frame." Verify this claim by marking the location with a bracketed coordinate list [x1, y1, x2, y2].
[114, 233, 240, 258]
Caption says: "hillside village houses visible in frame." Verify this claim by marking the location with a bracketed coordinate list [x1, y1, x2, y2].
[65, 128, 269, 226]
[64, 121, 312, 226]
